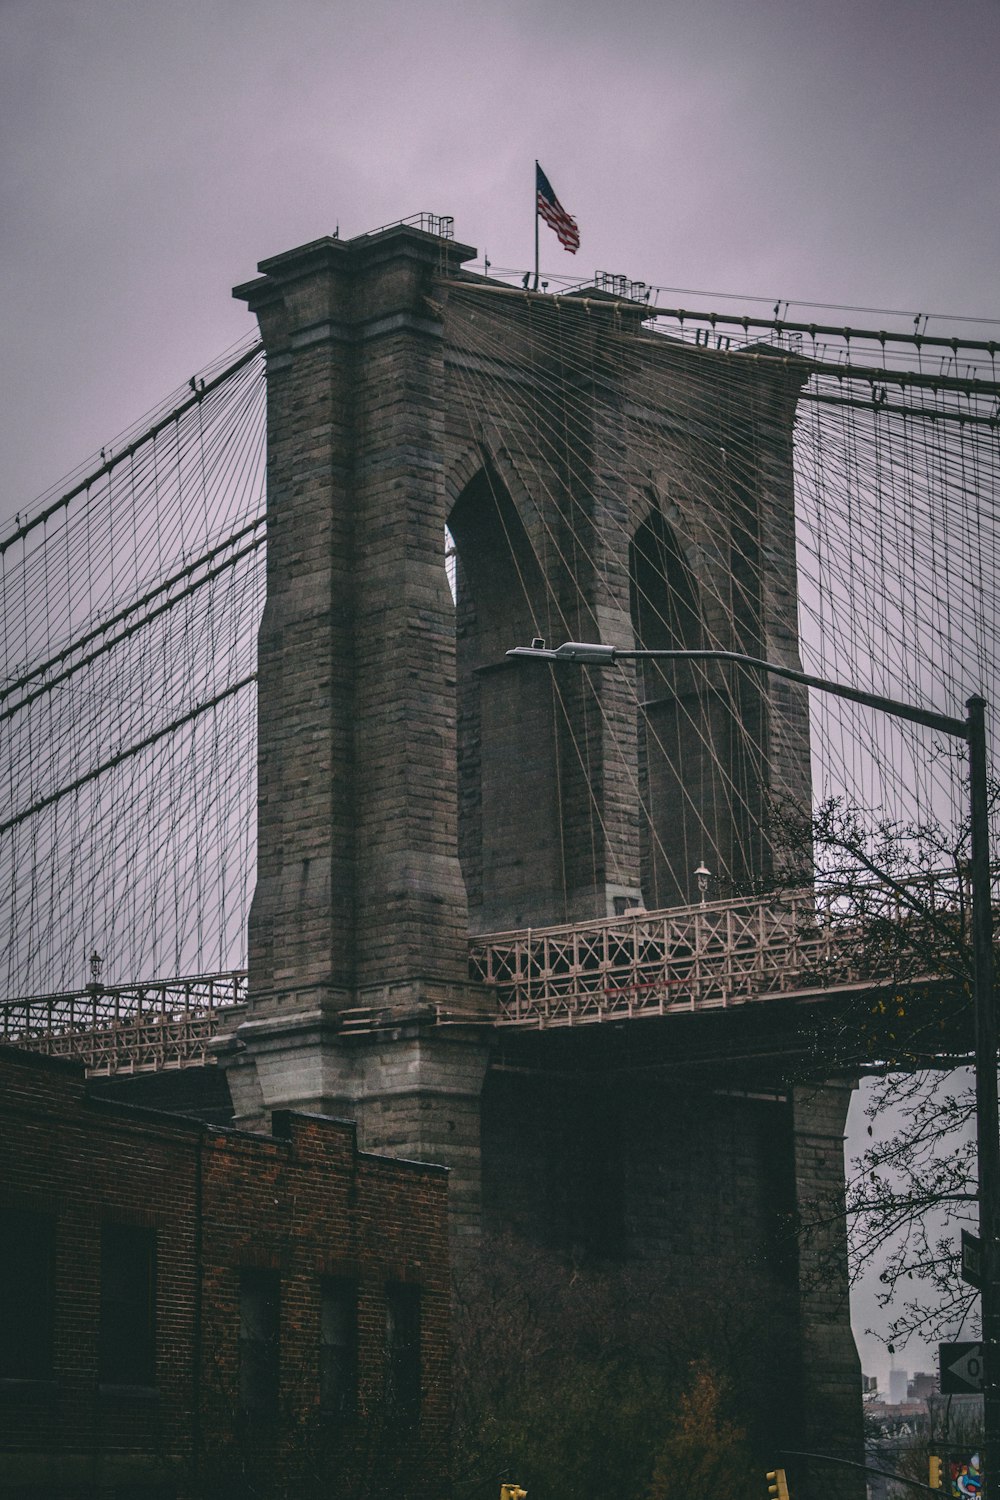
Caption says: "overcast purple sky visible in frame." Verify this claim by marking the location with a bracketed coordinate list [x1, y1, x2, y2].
[2, 0, 998, 1387]
[2, 0, 998, 511]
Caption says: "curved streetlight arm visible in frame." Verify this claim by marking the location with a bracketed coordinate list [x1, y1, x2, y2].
[505, 641, 968, 738]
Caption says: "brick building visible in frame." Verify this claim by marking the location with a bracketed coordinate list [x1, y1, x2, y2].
[0, 1046, 450, 1499]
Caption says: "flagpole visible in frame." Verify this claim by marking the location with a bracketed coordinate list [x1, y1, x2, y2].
[533, 160, 540, 291]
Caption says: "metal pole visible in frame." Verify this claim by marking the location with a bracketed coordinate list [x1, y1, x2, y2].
[969, 695, 999, 1493]
[533, 161, 540, 292]
[781, 1449, 951, 1497]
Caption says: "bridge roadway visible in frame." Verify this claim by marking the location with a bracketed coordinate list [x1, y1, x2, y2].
[0, 887, 961, 1077]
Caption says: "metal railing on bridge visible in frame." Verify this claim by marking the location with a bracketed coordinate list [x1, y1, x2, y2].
[1, 971, 247, 1075]
[469, 890, 853, 1026]
[2, 878, 976, 1072]
[469, 869, 981, 1028]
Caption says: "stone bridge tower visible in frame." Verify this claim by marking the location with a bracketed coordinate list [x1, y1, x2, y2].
[219, 220, 861, 1487]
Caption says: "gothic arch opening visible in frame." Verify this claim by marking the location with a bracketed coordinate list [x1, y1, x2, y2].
[630, 510, 706, 908]
[448, 467, 566, 932]
[629, 508, 768, 908]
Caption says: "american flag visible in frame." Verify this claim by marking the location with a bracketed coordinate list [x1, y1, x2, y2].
[536, 163, 580, 254]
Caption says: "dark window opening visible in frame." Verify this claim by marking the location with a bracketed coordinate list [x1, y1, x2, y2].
[0, 1207, 55, 1380]
[239, 1269, 280, 1416]
[385, 1282, 421, 1423]
[320, 1278, 358, 1417]
[99, 1224, 157, 1386]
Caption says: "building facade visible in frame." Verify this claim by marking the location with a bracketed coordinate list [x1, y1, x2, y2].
[0, 1046, 450, 1500]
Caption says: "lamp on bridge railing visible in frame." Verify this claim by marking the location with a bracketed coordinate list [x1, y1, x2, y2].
[694, 863, 711, 906]
[507, 635, 999, 1483]
[87, 949, 103, 996]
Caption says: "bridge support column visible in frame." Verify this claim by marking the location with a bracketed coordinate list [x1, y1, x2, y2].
[232, 224, 487, 1022]
[792, 1080, 864, 1500]
[218, 1017, 492, 1249]
[223, 224, 495, 1247]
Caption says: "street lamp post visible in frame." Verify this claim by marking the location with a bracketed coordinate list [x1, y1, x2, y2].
[507, 638, 999, 1486]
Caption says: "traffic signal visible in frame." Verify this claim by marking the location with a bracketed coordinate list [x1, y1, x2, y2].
[500, 1485, 527, 1500]
[929, 1456, 944, 1490]
[766, 1468, 790, 1500]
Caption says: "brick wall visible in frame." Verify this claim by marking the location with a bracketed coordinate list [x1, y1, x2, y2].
[0, 1046, 450, 1500]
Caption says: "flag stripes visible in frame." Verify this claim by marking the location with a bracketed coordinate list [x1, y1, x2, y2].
[536, 163, 580, 254]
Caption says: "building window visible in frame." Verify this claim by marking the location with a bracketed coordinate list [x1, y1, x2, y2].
[320, 1278, 358, 1417]
[99, 1224, 157, 1386]
[385, 1282, 420, 1423]
[0, 1207, 55, 1380]
[239, 1269, 280, 1416]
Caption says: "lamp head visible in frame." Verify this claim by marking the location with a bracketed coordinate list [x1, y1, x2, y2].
[506, 640, 617, 664]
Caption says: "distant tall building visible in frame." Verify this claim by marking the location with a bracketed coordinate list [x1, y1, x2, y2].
[889, 1368, 909, 1404]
